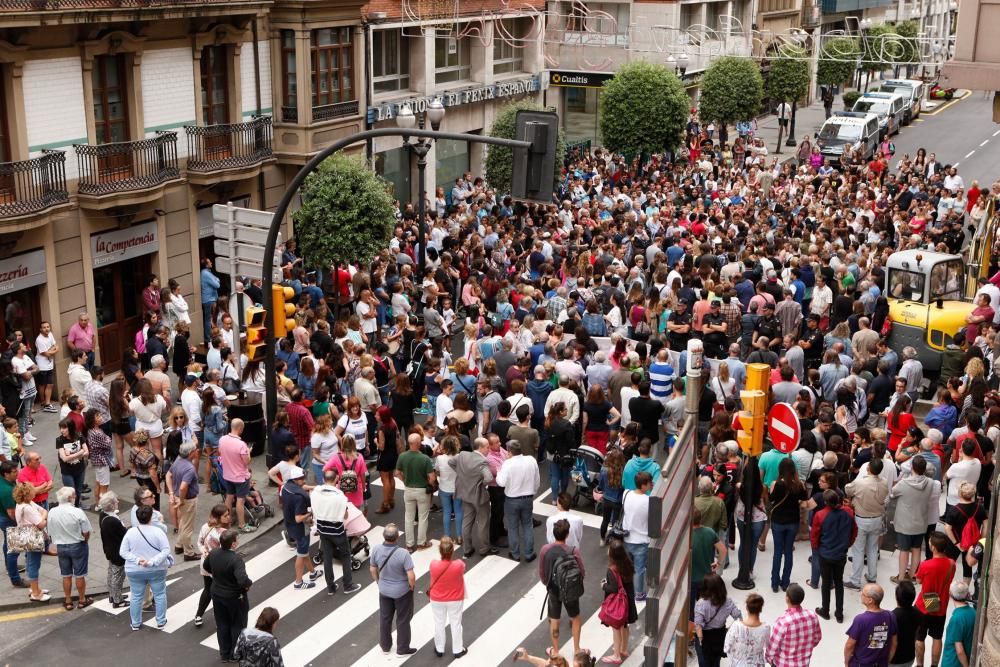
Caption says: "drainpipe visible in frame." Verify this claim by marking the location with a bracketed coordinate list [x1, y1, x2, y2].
[252, 15, 267, 209]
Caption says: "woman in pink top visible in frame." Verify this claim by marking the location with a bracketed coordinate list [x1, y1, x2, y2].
[428, 536, 467, 659]
[322, 433, 368, 510]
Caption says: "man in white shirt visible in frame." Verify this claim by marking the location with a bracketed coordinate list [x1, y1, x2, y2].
[623, 472, 653, 600]
[545, 376, 580, 426]
[34, 321, 58, 412]
[66, 349, 91, 402]
[10, 343, 38, 443]
[435, 379, 454, 431]
[810, 274, 833, 320]
[219, 314, 235, 351]
[945, 439, 982, 507]
[544, 491, 585, 550]
[943, 167, 964, 194]
[180, 374, 204, 445]
[496, 440, 540, 562]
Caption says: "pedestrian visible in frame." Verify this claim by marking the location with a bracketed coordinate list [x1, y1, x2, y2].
[622, 472, 653, 602]
[309, 414, 338, 485]
[600, 539, 638, 665]
[694, 573, 741, 667]
[396, 432, 435, 552]
[374, 406, 400, 514]
[201, 258, 221, 343]
[485, 433, 509, 548]
[9, 344, 38, 446]
[845, 457, 889, 590]
[734, 461, 767, 574]
[66, 312, 96, 369]
[219, 419, 257, 534]
[497, 439, 540, 562]
[769, 457, 808, 593]
[279, 466, 322, 589]
[890, 455, 933, 584]
[16, 451, 52, 507]
[622, 440, 660, 491]
[0, 461, 25, 591]
[811, 489, 856, 623]
[129, 378, 168, 460]
[724, 593, 770, 667]
[691, 506, 727, 610]
[323, 433, 367, 511]
[765, 584, 822, 667]
[597, 448, 625, 545]
[545, 491, 585, 550]
[109, 378, 133, 477]
[539, 518, 585, 656]
[310, 468, 362, 595]
[915, 532, 957, 667]
[940, 581, 975, 667]
[129, 429, 161, 511]
[233, 607, 284, 667]
[120, 503, 172, 629]
[890, 580, 919, 667]
[545, 401, 576, 497]
[97, 490, 127, 608]
[48, 486, 93, 610]
[434, 435, 463, 541]
[429, 535, 467, 658]
[941, 481, 987, 584]
[205, 528, 253, 663]
[449, 436, 496, 558]
[844, 584, 898, 667]
[195, 503, 231, 627]
[167, 440, 200, 561]
[371, 523, 417, 657]
[55, 417, 89, 509]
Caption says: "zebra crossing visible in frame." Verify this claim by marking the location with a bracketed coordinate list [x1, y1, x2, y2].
[92, 486, 640, 666]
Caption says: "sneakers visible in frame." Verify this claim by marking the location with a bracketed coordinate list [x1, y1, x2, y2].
[240, 524, 257, 534]
[815, 607, 831, 620]
[43, 403, 59, 413]
[634, 592, 647, 602]
[194, 616, 203, 627]
[292, 580, 316, 590]
[343, 583, 362, 594]
[28, 593, 51, 602]
[21, 432, 35, 446]
[308, 569, 323, 581]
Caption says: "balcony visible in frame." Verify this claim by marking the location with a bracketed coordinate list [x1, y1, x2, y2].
[185, 115, 274, 185]
[74, 131, 181, 209]
[0, 0, 265, 10]
[312, 101, 360, 123]
[0, 151, 70, 228]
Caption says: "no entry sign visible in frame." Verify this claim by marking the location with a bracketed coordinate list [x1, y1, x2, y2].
[768, 402, 801, 453]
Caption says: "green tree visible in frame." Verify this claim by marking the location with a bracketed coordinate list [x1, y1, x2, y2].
[765, 45, 811, 151]
[861, 24, 895, 80]
[598, 60, 689, 156]
[484, 100, 565, 197]
[817, 36, 860, 88]
[698, 56, 764, 130]
[893, 21, 920, 75]
[293, 152, 396, 273]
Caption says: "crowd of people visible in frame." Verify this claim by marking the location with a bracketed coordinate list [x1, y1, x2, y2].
[0, 107, 997, 666]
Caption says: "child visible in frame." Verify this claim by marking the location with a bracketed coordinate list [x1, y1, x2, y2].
[2, 417, 21, 466]
[441, 296, 456, 335]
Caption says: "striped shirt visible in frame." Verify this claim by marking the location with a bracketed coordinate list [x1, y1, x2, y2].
[648, 361, 675, 403]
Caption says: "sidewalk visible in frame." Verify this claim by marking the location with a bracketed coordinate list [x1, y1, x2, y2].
[1, 391, 283, 612]
[751, 98, 832, 159]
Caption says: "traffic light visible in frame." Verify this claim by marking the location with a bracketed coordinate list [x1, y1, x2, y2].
[272, 285, 296, 340]
[512, 110, 559, 204]
[245, 306, 268, 362]
[736, 363, 771, 457]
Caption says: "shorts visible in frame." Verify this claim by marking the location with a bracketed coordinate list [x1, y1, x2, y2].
[293, 532, 310, 557]
[113, 420, 131, 436]
[57, 542, 89, 578]
[36, 370, 53, 386]
[224, 478, 251, 498]
[896, 532, 924, 550]
[93, 465, 110, 486]
[546, 592, 580, 620]
[915, 610, 946, 640]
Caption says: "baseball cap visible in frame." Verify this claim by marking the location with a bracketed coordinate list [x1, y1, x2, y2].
[287, 466, 305, 481]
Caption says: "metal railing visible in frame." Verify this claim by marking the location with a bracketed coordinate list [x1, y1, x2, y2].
[0, 150, 69, 219]
[281, 106, 298, 123]
[74, 131, 179, 196]
[0, 0, 257, 9]
[311, 100, 359, 122]
[185, 115, 273, 173]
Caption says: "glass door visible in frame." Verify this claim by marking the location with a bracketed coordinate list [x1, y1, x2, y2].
[201, 45, 231, 160]
[92, 54, 132, 183]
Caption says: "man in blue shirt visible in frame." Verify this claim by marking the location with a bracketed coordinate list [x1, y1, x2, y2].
[200, 258, 221, 343]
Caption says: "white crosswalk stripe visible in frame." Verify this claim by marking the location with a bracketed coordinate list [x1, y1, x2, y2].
[561, 601, 646, 659]
[460, 582, 549, 664]
[92, 577, 182, 615]
[533, 489, 604, 529]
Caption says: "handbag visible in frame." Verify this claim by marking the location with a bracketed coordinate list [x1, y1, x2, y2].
[5, 525, 44, 553]
[598, 569, 629, 628]
[607, 490, 630, 541]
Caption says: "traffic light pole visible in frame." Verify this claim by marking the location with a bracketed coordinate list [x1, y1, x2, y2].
[732, 363, 771, 591]
[259, 128, 532, 430]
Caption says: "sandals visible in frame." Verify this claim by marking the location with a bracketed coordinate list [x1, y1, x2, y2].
[77, 596, 94, 609]
[64, 599, 75, 611]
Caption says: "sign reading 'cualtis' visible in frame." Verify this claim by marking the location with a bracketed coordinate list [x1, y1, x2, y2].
[367, 76, 541, 124]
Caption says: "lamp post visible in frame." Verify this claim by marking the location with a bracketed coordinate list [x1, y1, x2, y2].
[396, 97, 446, 280]
[678, 52, 689, 78]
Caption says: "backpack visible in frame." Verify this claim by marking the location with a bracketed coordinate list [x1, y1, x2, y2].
[209, 455, 225, 495]
[338, 454, 359, 494]
[959, 503, 982, 551]
[549, 549, 585, 603]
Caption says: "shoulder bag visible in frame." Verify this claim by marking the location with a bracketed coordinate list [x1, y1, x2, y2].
[5, 524, 44, 553]
[921, 562, 955, 613]
[424, 560, 454, 597]
[598, 568, 629, 628]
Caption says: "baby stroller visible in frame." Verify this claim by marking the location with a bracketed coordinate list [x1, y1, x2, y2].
[311, 502, 372, 571]
[570, 445, 605, 510]
[210, 455, 272, 528]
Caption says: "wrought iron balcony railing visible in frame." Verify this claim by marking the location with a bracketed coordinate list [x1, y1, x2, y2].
[0, 0, 259, 10]
[0, 150, 69, 219]
[74, 131, 180, 197]
[311, 100, 360, 122]
[185, 115, 273, 173]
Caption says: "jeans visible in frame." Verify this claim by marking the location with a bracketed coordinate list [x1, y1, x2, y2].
[127, 569, 168, 628]
[600, 500, 622, 541]
[18, 394, 34, 436]
[311, 462, 325, 486]
[379, 591, 414, 653]
[549, 461, 571, 498]
[320, 532, 353, 591]
[62, 468, 85, 507]
[299, 446, 312, 475]
[737, 519, 765, 572]
[850, 515, 883, 586]
[810, 547, 821, 587]
[431, 600, 465, 654]
[439, 490, 463, 539]
[771, 522, 797, 588]
[820, 557, 846, 616]
[0, 515, 22, 584]
[403, 486, 431, 547]
[212, 593, 250, 660]
[202, 302, 214, 343]
[504, 495, 535, 559]
[625, 541, 648, 596]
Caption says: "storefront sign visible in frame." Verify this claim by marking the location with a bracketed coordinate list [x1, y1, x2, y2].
[548, 70, 615, 88]
[91, 220, 158, 268]
[0, 249, 46, 297]
[368, 76, 541, 124]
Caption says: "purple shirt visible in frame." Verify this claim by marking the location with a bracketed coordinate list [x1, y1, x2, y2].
[169, 457, 199, 499]
[846, 609, 897, 667]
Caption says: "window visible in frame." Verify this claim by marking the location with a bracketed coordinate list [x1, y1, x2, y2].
[373, 30, 409, 94]
[92, 54, 129, 144]
[280, 30, 297, 118]
[888, 269, 925, 302]
[435, 35, 471, 85]
[200, 45, 229, 125]
[930, 260, 963, 302]
[0, 72, 10, 163]
[311, 27, 354, 109]
[493, 19, 526, 75]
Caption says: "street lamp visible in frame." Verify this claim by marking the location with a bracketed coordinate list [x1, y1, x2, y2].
[678, 53, 689, 77]
[397, 97, 446, 280]
[666, 54, 676, 74]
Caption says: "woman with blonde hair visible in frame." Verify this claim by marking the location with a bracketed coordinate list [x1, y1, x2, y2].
[428, 535, 467, 659]
[14, 481, 50, 602]
[712, 362, 737, 404]
[461, 322, 480, 373]
[129, 378, 167, 460]
[309, 414, 339, 484]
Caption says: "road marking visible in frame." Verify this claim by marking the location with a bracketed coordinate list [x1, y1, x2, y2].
[922, 90, 970, 116]
[533, 491, 604, 529]
[279, 540, 440, 666]
[994, 130, 1000, 137]
[460, 582, 548, 664]
[93, 577, 181, 616]
[965, 150, 976, 159]
[954, 163, 960, 168]
[560, 600, 646, 658]
[0, 606, 68, 623]
[981, 139, 990, 147]
[354, 555, 519, 664]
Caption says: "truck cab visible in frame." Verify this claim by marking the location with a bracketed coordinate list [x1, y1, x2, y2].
[885, 250, 975, 372]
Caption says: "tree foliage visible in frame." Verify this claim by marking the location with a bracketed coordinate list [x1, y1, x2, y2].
[484, 100, 565, 196]
[766, 46, 811, 103]
[893, 21, 920, 66]
[817, 36, 860, 87]
[293, 152, 396, 269]
[698, 56, 764, 127]
[598, 61, 689, 156]
[861, 24, 895, 73]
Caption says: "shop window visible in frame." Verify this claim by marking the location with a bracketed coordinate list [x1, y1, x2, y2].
[311, 28, 354, 109]
[493, 19, 526, 75]
[374, 146, 411, 203]
[373, 30, 410, 95]
[435, 35, 471, 85]
[0, 290, 40, 346]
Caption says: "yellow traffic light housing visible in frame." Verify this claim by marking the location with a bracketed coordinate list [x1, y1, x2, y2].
[736, 363, 771, 456]
[245, 306, 268, 362]
[272, 285, 296, 339]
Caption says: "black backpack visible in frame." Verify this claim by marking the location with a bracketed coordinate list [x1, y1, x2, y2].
[547, 549, 585, 605]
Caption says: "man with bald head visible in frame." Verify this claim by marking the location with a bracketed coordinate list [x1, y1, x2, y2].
[395, 433, 435, 552]
[844, 583, 897, 667]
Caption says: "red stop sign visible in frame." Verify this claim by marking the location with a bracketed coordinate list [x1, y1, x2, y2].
[768, 402, 800, 453]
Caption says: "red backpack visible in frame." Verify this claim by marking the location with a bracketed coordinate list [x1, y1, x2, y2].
[958, 503, 982, 551]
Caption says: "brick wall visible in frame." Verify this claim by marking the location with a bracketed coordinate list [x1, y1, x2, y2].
[240, 40, 273, 117]
[141, 46, 196, 158]
[23, 57, 87, 181]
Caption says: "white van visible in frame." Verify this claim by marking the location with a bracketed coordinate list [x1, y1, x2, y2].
[853, 92, 906, 137]
[877, 79, 925, 124]
[816, 112, 880, 161]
